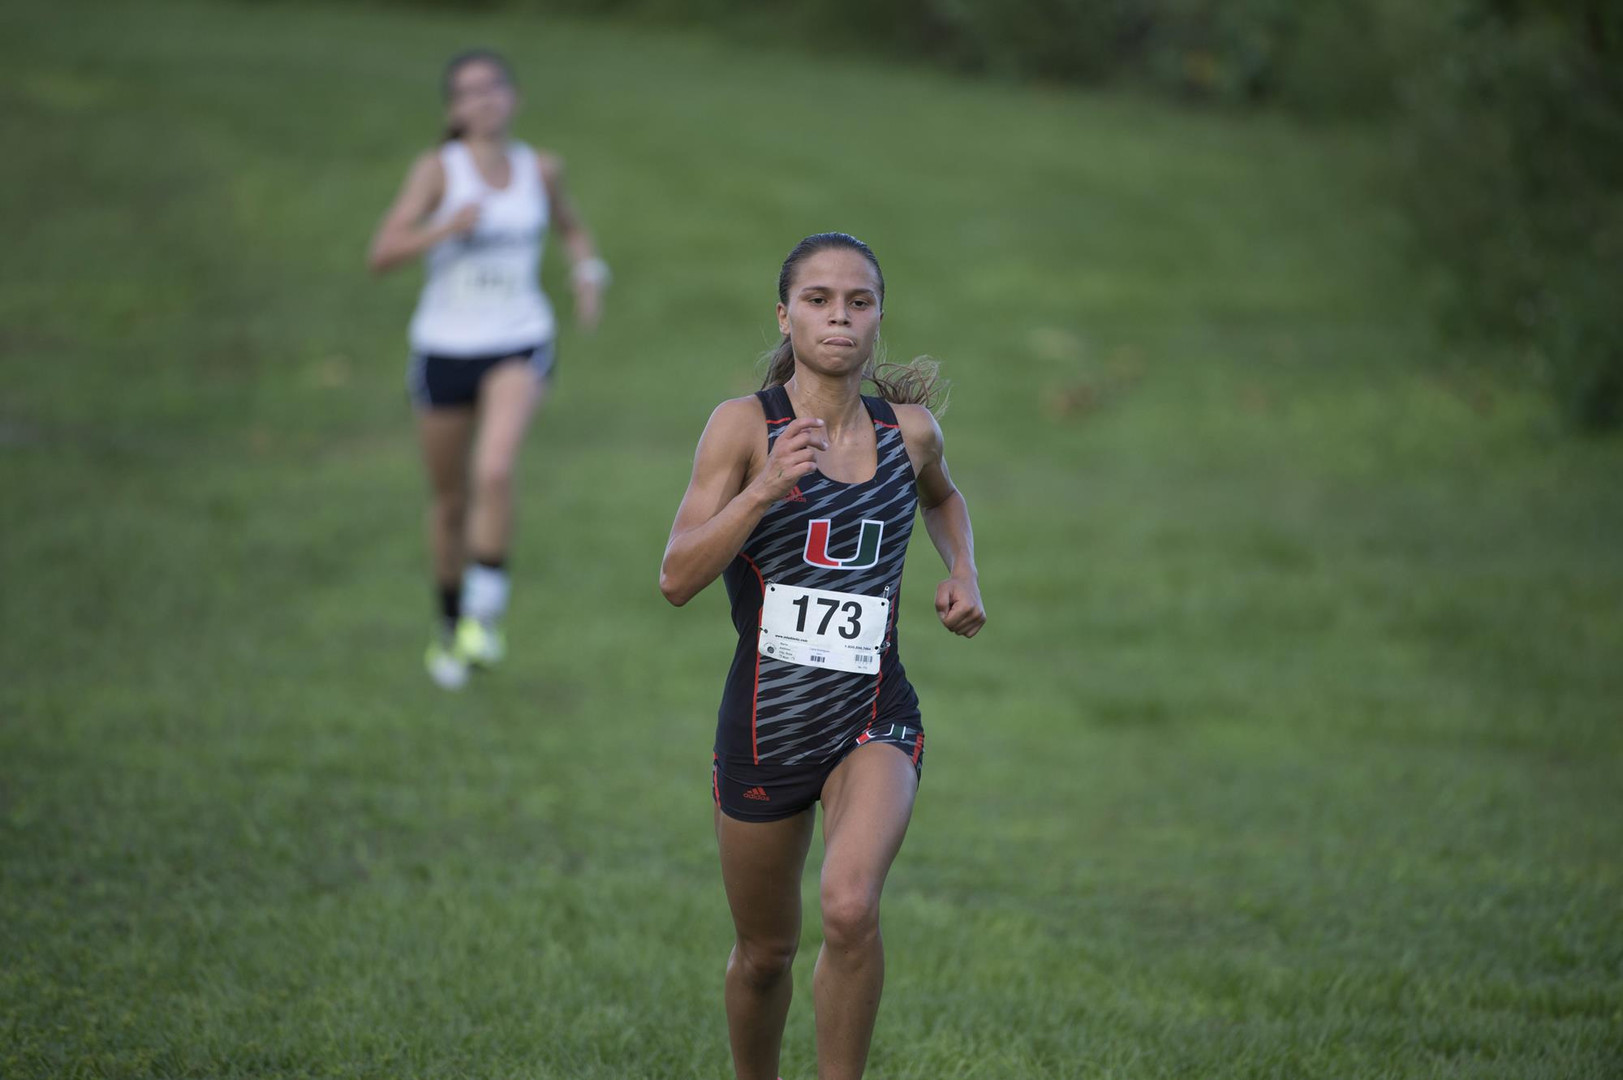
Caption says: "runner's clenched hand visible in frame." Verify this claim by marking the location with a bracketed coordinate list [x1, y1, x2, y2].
[935, 576, 985, 638]
[750, 417, 826, 504]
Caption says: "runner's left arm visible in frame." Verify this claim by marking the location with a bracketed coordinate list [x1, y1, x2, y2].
[538, 153, 605, 331]
[898, 405, 986, 638]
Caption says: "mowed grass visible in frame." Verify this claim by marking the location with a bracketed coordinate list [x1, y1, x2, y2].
[3, 1, 1622, 1077]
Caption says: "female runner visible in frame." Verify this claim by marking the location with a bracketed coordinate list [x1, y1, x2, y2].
[660, 232, 985, 1080]
[368, 48, 607, 689]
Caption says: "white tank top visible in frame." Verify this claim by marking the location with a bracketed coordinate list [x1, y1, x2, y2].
[408, 140, 555, 357]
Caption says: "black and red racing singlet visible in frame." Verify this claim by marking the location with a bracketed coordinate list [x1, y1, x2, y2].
[715, 385, 922, 766]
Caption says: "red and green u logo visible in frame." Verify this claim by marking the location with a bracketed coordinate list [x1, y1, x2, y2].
[803, 518, 885, 570]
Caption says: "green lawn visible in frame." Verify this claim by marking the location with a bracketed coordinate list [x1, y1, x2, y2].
[2, 1, 1621, 1077]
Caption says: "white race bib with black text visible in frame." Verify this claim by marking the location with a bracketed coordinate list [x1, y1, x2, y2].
[758, 582, 889, 675]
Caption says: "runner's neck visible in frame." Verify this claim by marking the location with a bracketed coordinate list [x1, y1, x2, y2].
[785, 372, 867, 439]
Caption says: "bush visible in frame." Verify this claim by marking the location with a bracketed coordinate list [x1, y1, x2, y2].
[1399, 1, 1623, 430]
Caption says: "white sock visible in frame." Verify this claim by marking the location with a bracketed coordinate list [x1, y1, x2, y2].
[461, 564, 510, 624]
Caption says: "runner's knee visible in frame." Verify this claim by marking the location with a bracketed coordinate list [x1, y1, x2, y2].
[732, 935, 798, 989]
[819, 881, 880, 951]
[472, 457, 513, 500]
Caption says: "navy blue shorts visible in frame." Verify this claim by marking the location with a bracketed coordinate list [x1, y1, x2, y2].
[712, 721, 925, 823]
[408, 341, 556, 409]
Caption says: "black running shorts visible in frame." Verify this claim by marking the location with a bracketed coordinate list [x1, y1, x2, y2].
[712, 721, 925, 823]
[408, 340, 556, 409]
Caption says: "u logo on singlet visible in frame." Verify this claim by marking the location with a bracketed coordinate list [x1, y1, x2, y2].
[803, 519, 885, 570]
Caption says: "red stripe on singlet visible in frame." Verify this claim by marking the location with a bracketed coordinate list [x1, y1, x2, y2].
[764, 416, 793, 424]
[871, 574, 901, 720]
[875, 420, 900, 429]
[739, 552, 766, 765]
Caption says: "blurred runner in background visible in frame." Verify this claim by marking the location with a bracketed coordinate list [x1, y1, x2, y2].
[368, 48, 608, 690]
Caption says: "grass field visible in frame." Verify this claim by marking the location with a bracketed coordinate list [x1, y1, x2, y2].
[3, 1, 1622, 1077]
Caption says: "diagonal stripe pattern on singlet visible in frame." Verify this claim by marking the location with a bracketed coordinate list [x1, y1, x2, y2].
[714, 386, 922, 766]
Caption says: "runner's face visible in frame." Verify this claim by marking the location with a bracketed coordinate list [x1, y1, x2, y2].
[777, 249, 883, 378]
[446, 60, 516, 138]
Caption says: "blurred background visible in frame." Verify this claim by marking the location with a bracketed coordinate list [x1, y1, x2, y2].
[2, 1, 1619, 1077]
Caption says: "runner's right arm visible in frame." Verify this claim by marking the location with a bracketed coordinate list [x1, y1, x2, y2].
[660, 400, 826, 606]
[366, 153, 478, 274]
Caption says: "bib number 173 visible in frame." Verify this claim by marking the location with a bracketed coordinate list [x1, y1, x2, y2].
[790, 594, 865, 639]
[759, 582, 889, 675]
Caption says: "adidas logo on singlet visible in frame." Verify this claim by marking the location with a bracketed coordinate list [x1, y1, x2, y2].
[782, 485, 806, 503]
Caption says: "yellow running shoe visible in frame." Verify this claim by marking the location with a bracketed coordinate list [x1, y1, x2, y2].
[455, 616, 506, 667]
[424, 638, 469, 690]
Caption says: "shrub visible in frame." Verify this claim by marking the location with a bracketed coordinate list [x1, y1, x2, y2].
[1399, 1, 1623, 430]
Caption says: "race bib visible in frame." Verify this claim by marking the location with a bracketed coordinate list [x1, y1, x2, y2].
[449, 261, 520, 305]
[759, 582, 889, 675]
